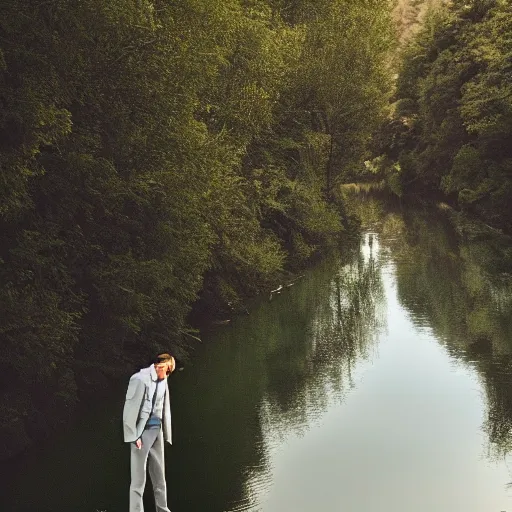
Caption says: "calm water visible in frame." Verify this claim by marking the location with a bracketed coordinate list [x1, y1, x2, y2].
[3, 197, 512, 512]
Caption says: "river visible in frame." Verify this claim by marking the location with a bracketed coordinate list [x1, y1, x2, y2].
[2, 194, 512, 512]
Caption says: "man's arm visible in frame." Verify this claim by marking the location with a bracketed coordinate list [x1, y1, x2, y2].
[123, 377, 145, 443]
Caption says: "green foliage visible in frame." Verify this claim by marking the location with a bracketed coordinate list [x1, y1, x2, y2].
[0, 0, 396, 457]
[386, 0, 512, 231]
[442, 144, 483, 193]
[294, 0, 396, 189]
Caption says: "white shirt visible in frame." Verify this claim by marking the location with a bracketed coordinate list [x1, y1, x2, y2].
[149, 364, 167, 419]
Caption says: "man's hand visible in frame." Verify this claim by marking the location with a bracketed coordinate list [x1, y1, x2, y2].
[135, 438, 142, 450]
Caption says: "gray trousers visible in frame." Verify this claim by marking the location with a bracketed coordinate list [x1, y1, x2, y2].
[130, 427, 171, 512]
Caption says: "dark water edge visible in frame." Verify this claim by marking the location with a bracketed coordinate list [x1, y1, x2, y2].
[0, 217, 353, 467]
[2, 192, 512, 512]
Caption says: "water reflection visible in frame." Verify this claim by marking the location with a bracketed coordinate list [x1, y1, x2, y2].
[350, 193, 512, 459]
[233, 237, 387, 511]
[262, 238, 386, 439]
[171, 237, 388, 512]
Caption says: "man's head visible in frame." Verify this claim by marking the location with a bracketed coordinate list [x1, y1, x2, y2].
[154, 353, 175, 380]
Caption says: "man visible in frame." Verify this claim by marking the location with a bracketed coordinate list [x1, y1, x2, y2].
[123, 353, 176, 512]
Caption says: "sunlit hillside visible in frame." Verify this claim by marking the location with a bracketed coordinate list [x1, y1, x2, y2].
[394, 0, 445, 44]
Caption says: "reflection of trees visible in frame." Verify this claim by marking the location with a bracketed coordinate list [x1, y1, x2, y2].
[169, 233, 387, 512]
[262, 234, 386, 438]
[369, 199, 512, 457]
[186, 193, 512, 512]
[483, 358, 512, 456]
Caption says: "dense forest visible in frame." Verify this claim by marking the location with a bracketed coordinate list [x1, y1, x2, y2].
[376, 0, 512, 232]
[0, 0, 395, 459]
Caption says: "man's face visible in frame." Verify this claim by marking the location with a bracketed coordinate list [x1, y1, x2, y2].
[155, 362, 168, 380]
[155, 358, 175, 380]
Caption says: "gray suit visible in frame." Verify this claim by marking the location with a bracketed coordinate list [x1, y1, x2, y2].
[123, 365, 173, 512]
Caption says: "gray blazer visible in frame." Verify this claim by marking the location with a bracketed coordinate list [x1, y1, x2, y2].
[123, 365, 172, 444]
